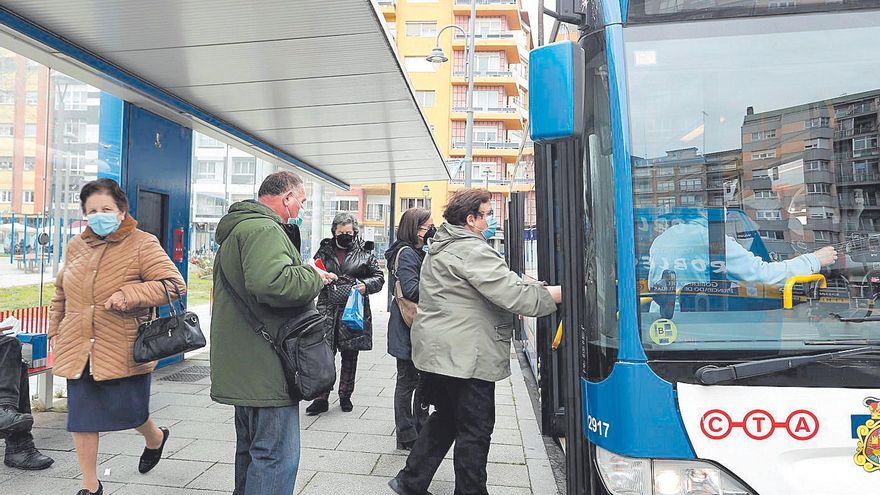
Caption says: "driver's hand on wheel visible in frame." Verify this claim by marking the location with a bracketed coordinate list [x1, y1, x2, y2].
[813, 246, 838, 267]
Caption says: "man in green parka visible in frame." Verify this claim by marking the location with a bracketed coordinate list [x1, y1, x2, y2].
[210, 170, 335, 495]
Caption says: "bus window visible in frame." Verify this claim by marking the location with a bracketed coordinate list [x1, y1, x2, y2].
[582, 30, 619, 381]
[625, 10, 880, 372]
[628, 0, 880, 24]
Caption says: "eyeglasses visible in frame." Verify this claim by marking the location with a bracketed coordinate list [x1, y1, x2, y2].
[418, 224, 435, 232]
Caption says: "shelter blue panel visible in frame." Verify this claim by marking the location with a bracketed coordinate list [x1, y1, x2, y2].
[529, 41, 585, 142]
[97, 92, 125, 183]
[124, 104, 193, 368]
[584, 362, 695, 459]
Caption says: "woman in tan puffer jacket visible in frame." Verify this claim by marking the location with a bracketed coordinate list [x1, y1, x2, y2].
[49, 179, 186, 495]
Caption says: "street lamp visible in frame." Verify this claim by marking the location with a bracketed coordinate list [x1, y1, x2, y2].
[426, 0, 477, 187]
[421, 184, 431, 199]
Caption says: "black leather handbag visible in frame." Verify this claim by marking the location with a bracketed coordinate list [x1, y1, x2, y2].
[215, 260, 336, 402]
[133, 280, 206, 363]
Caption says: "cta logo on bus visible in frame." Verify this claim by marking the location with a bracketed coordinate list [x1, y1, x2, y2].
[700, 409, 819, 441]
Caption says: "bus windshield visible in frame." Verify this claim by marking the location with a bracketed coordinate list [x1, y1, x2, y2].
[625, 10, 880, 356]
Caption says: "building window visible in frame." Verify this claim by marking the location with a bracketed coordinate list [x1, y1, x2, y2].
[679, 178, 702, 191]
[804, 138, 831, 150]
[0, 190, 10, 203]
[474, 53, 503, 73]
[751, 150, 777, 160]
[67, 155, 85, 174]
[756, 209, 782, 220]
[334, 199, 359, 215]
[808, 207, 834, 219]
[806, 183, 832, 195]
[474, 18, 505, 36]
[405, 21, 437, 37]
[854, 136, 879, 152]
[23, 157, 35, 171]
[64, 118, 87, 141]
[0, 124, 14, 137]
[658, 196, 676, 207]
[656, 181, 675, 192]
[231, 157, 256, 184]
[23, 123, 37, 137]
[814, 230, 834, 242]
[415, 90, 435, 108]
[367, 203, 388, 221]
[22, 191, 34, 204]
[404, 57, 437, 73]
[805, 117, 830, 128]
[473, 125, 499, 142]
[805, 159, 830, 171]
[63, 88, 88, 111]
[401, 198, 431, 210]
[754, 189, 778, 199]
[196, 160, 221, 181]
[472, 90, 501, 110]
[195, 194, 227, 218]
[680, 195, 702, 206]
[753, 167, 779, 180]
[25, 91, 38, 105]
[0, 157, 11, 169]
[759, 230, 785, 240]
[751, 129, 777, 140]
[197, 134, 225, 148]
[0, 91, 14, 104]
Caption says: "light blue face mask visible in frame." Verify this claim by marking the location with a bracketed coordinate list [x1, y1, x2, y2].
[483, 214, 498, 240]
[88, 212, 121, 237]
[285, 205, 304, 226]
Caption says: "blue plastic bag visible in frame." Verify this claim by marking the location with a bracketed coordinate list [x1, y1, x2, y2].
[341, 286, 365, 331]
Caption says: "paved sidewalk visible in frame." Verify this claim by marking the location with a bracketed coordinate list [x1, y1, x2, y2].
[0, 307, 560, 494]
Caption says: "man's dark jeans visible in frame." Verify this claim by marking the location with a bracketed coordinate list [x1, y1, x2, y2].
[233, 404, 300, 495]
[396, 373, 495, 495]
[394, 359, 427, 444]
[0, 335, 33, 449]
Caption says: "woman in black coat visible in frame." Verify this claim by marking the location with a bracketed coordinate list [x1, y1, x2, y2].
[384, 208, 435, 450]
[307, 212, 385, 415]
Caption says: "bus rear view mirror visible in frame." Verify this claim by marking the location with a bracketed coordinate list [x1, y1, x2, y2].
[529, 41, 585, 142]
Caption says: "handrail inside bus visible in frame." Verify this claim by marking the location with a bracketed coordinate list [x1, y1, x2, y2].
[783, 274, 827, 309]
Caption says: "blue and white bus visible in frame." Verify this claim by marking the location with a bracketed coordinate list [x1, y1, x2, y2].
[527, 0, 880, 493]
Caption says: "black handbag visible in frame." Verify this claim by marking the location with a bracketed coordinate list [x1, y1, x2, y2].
[215, 259, 336, 402]
[133, 280, 206, 363]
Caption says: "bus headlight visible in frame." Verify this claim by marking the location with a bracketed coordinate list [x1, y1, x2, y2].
[596, 446, 753, 495]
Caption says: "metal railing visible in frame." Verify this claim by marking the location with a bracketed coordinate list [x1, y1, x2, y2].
[376, 0, 396, 6]
[452, 106, 518, 113]
[452, 140, 521, 149]
[837, 172, 880, 183]
[455, 0, 517, 4]
[454, 32, 516, 39]
[454, 70, 514, 78]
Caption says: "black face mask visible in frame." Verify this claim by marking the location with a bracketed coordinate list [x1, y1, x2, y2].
[423, 226, 437, 244]
[335, 233, 354, 249]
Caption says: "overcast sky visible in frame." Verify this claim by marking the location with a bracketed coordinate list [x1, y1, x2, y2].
[523, 0, 563, 46]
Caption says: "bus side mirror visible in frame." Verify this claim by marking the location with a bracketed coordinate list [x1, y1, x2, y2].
[529, 41, 585, 142]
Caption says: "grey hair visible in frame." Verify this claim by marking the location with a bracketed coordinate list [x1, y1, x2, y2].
[331, 212, 359, 236]
[258, 170, 304, 197]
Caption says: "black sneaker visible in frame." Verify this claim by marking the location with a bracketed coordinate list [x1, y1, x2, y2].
[76, 481, 103, 495]
[138, 427, 169, 474]
[340, 397, 354, 413]
[388, 477, 432, 495]
[306, 399, 329, 416]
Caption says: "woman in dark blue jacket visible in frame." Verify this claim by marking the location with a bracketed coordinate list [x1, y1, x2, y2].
[384, 208, 434, 450]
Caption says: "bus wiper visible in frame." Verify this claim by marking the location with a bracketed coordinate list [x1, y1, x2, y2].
[695, 345, 880, 384]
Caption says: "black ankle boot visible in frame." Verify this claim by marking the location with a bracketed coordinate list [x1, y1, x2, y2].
[306, 399, 329, 416]
[0, 406, 33, 439]
[340, 397, 353, 413]
[5, 440, 54, 470]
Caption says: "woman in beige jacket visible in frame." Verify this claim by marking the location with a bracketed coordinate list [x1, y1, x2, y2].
[49, 179, 186, 495]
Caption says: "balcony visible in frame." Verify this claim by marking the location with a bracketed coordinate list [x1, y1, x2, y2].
[373, 0, 396, 16]
[454, 31, 516, 40]
[837, 171, 880, 184]
[835, 124, 878, 138]
[452, 140, 521, 149]
[453, 0, 521, 28]
[451, 106, 522, 129]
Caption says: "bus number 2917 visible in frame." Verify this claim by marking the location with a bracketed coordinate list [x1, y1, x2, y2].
[587, 415, 610, 438]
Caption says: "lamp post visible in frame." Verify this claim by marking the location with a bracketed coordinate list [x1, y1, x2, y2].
[421, 184, 431, 210]
[427, 0, 477, 187]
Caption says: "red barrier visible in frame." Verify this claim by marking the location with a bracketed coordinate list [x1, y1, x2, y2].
[0, 305, 50, 334]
